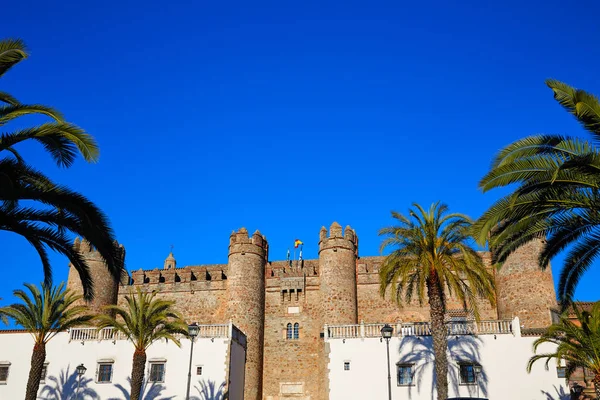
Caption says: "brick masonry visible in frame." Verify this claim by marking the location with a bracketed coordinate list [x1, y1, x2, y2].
[67, 223, 558, 400]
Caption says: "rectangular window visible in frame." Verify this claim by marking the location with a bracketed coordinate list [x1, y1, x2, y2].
[149, 363, 165, 383]
[556, 367, 566, 378]
[196, 366, 203, 376]
[397, 364, 413, 386]
[459, 364, 476, 384]
[343, 361, 350, 371]
[40, 364, 48, 384]
[97, 363, 113, 383]
[0, 365, 9, 384]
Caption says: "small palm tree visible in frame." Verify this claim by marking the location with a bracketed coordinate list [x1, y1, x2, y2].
[0, 38, 123, 299]
[379, 202, 496, 400]
[0, 282, 92, 400]
[95, 288, 188, 400]
[474, 80, 600, 307]
[527, 302, 600, 399]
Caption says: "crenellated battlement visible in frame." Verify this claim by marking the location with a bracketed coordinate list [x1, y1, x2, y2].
[125, 264, 228, 286]
[228, 228, 269, 259]
[318, 222, 358, 254]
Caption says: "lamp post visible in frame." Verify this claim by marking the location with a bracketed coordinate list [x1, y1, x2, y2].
[75, 363, 86, 399]
[185, 322, 199, 400]
[473, 364, 482, 398]
[381, 324, 394, 400]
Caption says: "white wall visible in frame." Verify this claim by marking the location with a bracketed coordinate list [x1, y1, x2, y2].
[327, 333, 569, 400]
[0, 331, 232, 400]
[228, 340, 246, 400]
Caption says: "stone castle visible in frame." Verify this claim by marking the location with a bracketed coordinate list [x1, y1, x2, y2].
[66, 222, 557, 400]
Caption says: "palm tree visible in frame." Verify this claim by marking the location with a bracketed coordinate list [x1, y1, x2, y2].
[95, 288, 188, 400]
[474, 80, 600, 307]
[0, 38, 123, 299]
[379, 202, 496, 400]
[527, 302, 600, 399]
[0, 282, 92, 400]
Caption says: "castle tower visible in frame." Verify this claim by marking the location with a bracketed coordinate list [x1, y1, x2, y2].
[66, 237, 125, 314]
[226, 228, 267, 400]
[495, 238, 557, 329]
[318, 222, 358, 325]
[164, 252, 176, 270]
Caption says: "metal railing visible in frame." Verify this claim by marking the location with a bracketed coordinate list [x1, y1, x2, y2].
[325, 319, 512, 339]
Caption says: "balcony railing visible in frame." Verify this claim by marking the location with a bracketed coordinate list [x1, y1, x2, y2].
[325, 319, 513, 339]
[69, 324, 231, 342]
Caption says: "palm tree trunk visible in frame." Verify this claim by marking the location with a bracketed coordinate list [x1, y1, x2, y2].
[427, 273, 448, 400]
[24, 342, 46, 400]
[593, 373, 600, 400]
[130, 348, 147, 400]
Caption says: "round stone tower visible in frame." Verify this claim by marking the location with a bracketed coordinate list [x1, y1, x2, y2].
[495, 238, 557, 329]
[66, 237, 125, 314]
[318, 222, 358, 325]
[226, 228, 268, 400]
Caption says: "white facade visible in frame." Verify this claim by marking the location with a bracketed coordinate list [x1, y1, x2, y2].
[0, 324, 246, 400]
[326, 317, 569, 400]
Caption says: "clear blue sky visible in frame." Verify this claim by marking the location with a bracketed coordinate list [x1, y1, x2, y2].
[1, 0, 599, 307]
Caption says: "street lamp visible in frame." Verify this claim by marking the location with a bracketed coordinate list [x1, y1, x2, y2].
[473, 364, 482, 398]
[185, 322, 199, 400]
[380, 324, 394, 400]
[76, 363, 86, 399]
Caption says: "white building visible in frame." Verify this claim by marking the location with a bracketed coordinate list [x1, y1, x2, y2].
[0, 323, 246, 400]
[325, 317, 570, 400]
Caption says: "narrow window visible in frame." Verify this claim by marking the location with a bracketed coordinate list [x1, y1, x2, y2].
[397, 364, 413, 386]
[556, 366, 566, 378]
[343, 361, 350, 371]
[149, 362, 165, 383]
[0, 364, 10, 384]
[97, 363, 113, 383]
[459, 364, 476, 384]
[40, 363, 48, 384]
[196, 366, 203, 376]
[286, 323, 293, 340]
[293, 323, 299, 339]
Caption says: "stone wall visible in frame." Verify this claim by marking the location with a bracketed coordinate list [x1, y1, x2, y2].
[496, 238, 557, 328]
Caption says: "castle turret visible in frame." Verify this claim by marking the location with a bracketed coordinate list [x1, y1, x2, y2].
[495, 238, 557, 329]
[164, 252, 176, 270]
[67, 237, 125, 314]
[226, 228, 267, 400]
[319, 222, 358, 325]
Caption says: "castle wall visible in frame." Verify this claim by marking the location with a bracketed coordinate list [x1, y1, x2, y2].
[263, 271, 323, 400]
[496, 239, 557, 328]
[356, 256, 499, 323]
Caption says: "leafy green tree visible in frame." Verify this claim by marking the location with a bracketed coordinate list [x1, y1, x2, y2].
[527, 302, 600, 399]
[0, 38, 123, 299]
[474, 80, 600, 306]
[379, 202, 496, 400]
[0, 282, 92, 400]
[95, 289, 188, 400]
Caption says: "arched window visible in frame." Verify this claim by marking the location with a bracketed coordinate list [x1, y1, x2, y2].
[286, 323, 293, 340]
[293, 323, 299, 339]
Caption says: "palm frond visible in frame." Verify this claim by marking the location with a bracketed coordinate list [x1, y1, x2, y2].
[0, 38, 27, 78]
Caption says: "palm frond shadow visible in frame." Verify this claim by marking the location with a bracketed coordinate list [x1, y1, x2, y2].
[541, 385, 570, 400]
[108, 376, 175, 400]
[396, 335, 488, 399]
[38, 366, 99, 399]
[189, 380, 228, 400]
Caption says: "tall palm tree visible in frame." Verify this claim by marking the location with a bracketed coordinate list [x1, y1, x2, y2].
[527, 302, 600, 399]
[0, 282, 92, 400]
[379, 202, 496, 400]
[0, 38, 123, 299]
[95, 288, 188, 400]
[474, 80, 600, 307]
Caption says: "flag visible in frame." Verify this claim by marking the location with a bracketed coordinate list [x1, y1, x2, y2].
[294, 239, 303, 248]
